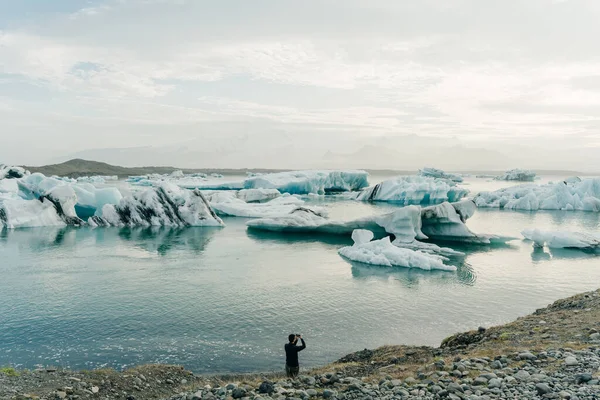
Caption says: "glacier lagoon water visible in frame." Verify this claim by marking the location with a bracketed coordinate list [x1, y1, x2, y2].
[1, 176, 600, 374]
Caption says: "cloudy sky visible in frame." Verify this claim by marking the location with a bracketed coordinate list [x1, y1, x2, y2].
[1, 0, 600, 170]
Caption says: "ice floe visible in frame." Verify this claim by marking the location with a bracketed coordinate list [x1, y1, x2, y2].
[353, 176, 468, 205]
[1, 169, 223, 229]
[474, 178, 600, 212]
[206, 190, 326, 218]
[338, 229, 456, 271]
[247, 204, 424, 241]
[522, 229, 600, 252]
[132, 170, 369, 195]
[0, 164, 29, 180]
[495, 168, 537, 182]
[248, 199, 504, 247]
[418, 167, 463, 183]
[89, 183, 224, 227]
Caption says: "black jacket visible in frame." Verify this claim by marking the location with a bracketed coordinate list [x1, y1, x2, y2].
[285, 339, 306, 367]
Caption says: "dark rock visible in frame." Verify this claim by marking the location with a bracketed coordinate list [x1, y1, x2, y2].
[258, 381, 275, 394]
[575, 373, 592, 384]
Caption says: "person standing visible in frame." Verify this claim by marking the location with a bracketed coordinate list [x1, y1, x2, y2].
[284, 334, 306, 378]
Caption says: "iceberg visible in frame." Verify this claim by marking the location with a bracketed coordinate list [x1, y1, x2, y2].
[247, 205, 424, 241]
[236, 189, 281, 203]
[393, 239, 465, 258]
[474, 178, 600, 212]
[136, 170, 369, 195]
[354, 176, 468, 204]
[0, 164, 29, 180]
[338, 229, 456, 271]
[89, 183, 224, 228]
[522, 229, 600, 252]
[244, 170, 369, 194]
[419, 167, 463, 183]
[247, 199, 500, 247]
[76, 175, 118, 183]
[0, 197, 67, 228]
[1, 169, 223, 229]
[207, 190, 326, 218]
[495, 168, 537, 182]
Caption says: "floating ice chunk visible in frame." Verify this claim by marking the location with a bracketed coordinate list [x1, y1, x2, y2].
[244, 170, 369, 194]
[420, 201, 497, 244]
[495, 169, 536, 182]
[339, 232, 456, 271]
[208, 191, 325, 218]
[76, 175, 118, 183]
[247, 205, 424, 240]
[90, 183, 224, 227]
[0, 197, 65, 229]
[352, 229, 374, 245]
[522, 229, 600, 251]
[72, 184, 123, 219]
[134, 170, 368, 195]
[354, 176, 468, 204]
[392, 238, 465, 258]
[179, 179, 245, 190]
[0, 165, 29, 180]
[419, 167, 463, 183]
[237, 189, 281, 203]
[474, 178, 600, 212]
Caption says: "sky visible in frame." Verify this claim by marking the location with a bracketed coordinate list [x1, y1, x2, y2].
[1, 0, 600, 170]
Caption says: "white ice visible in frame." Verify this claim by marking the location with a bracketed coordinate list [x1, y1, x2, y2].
[474, 178, 600, 212]
[246, 205, 424, 241]
[338, 230, 456, 271]
[522, 229, 600, 251]
[419, 167, 463, 183]
[134, 170, 369, 195]
[495, 169, 537, 182]
[354, 176, 468, 204]
[247, 199, 501, 248]
[0, 164, 29, 180]
[91, 183, 224, 228]
[206, 190, 326, 218]
[1, 169, 224, 229]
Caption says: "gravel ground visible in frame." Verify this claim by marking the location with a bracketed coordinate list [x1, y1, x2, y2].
[2, 289, 600, 400]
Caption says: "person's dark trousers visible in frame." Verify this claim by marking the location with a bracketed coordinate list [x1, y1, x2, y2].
[286, 364, 300, 378]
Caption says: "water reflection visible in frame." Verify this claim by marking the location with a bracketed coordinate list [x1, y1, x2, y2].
[530, 246, 600, 262]
[117, 227, 218, 256]
[246, 229, 351, 247]
[349, 260, 476, 287]
[0, 226, 219, 257]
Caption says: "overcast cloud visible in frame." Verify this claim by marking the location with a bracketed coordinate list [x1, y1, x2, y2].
[1, 0, 600, 170]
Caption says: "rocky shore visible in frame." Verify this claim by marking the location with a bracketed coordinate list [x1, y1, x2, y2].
[2, 289, 600, 400]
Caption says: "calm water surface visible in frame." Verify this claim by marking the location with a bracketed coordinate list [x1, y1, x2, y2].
[1, 176, 599, 373]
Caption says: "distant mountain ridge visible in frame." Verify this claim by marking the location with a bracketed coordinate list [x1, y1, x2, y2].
[21, 159, 591, 179]
[24, 159, 285, 178]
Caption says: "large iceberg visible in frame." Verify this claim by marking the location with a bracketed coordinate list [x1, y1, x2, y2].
[247, 204, 424, 242]
[134, 170, 370, 195]
[495, 169, 537, 182]
[248, 199, 502, 247]
[1, 169, 223, 229]
[474, 178, 600, 212]
[353, 176, 468, 205]
[244, 170, 369, 194]
[90, 183, 224, 227]
[338, 229, 456, 271]
[522, 229, 600, 252]
[418, 167, 463, 183]
[206, 190, 326, 218]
